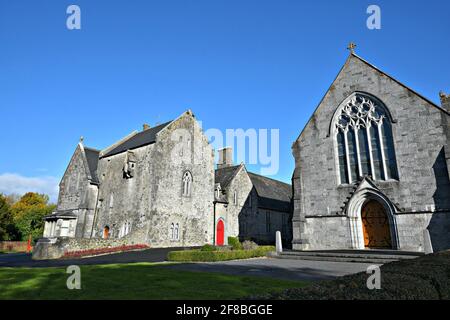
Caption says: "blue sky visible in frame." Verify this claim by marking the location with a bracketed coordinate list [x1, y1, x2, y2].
[0, 0, 449, 202]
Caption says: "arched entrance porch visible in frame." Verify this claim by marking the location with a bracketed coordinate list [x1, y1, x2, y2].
[347, 188, 399, 250]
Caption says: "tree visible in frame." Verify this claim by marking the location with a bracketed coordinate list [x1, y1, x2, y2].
[10, 193, 55, 242]
[0, 194, 17, 240]
[4, 193, 21, 206]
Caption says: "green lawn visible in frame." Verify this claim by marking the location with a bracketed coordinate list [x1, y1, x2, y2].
[0, 263, 307, 300]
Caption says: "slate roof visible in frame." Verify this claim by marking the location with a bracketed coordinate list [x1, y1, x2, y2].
[44, 210, 78, 220]
[214, 165, 292, 212]
[248, 172, 292, 212]
[214, 165, 242, 190]
[102, 121, 173, 158]
[84, 147, 100, 184]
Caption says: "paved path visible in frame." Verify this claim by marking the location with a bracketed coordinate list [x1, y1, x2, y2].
[0, 250, 375, 281]
[0, 248, 178, 268]
[164, 258, 376, 281]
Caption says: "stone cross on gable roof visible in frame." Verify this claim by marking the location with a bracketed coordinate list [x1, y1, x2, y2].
[347, 42, 357, 53]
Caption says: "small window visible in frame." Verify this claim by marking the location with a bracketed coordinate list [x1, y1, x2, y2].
[170, 223, 175, 240]
[123, 151, 136, 179]
[120, 221, 132, 238]
[182, 171, 193, 197]
[175, 223, 180, 240]
[244, 195, 251, 208]
[170, 223, 180, 241]
[109, 194, 114, 208]
[215, 184, 221, 199]
[265, 212, 271, 233]
[233, 191, 238, 205]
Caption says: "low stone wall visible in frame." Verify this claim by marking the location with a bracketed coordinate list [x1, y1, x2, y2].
[0, 241, 28, 252]
[32, 224, 150, 260]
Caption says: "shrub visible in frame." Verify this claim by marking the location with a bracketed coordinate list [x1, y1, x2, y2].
[227, 236, 243, 250]
[242, 240, 259, 251]
[200, 244, 215, 252]
[167, 246, 275, 262]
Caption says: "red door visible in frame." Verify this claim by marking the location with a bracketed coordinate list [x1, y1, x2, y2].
[216, 220, 224, 246]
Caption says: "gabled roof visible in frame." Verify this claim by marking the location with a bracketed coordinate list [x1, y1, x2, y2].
[248, 172, 292, 212]
[214, 165, 242, 189]
[214, 164, 292, 213]
[101, 121, 173, 158]
[84, 147, 100, 184]
[293, 52, 450, 146]
[352, 53, 449, 115]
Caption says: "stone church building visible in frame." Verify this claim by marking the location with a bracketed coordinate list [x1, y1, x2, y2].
[292, 50, 450, 253]
[214, 148, 292, 246]
[34, 47, 449, 259]
[35, 110, 291, 258]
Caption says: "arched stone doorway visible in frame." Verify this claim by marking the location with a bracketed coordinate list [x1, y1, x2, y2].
[361, 200, 392, 248]
[346, 181, 399, 250]
[216, 219, 224, 246]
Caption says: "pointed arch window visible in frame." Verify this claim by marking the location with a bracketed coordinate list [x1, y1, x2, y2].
[182, 171, 192, 197]
[170, 223, 180, 241]
[175, 223, 179, 240]
[170, 223, 175, 240]
[335, 94, 398, 184]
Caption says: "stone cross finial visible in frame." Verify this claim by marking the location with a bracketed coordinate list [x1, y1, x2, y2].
[347, 42, 357, 53]
[80, 136, 84, 143]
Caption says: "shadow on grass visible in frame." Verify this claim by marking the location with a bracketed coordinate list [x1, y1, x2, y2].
[0, 263, 307, 300]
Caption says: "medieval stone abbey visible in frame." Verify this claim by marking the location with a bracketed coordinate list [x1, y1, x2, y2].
[34, 49, 450, 259]
[34, 110, 292, 259]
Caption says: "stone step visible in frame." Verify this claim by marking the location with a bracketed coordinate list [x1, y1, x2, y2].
[268, 249, 423, 264]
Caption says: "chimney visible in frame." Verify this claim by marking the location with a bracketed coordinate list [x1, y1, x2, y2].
[143, 123, 151, 131]
[440, 91, 450, 113]
[217, 147, 233, 169]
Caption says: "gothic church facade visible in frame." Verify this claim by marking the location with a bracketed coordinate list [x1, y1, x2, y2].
[292, 52, 450, 252]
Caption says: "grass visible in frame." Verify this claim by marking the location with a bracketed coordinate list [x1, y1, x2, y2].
[0, 262, 307, 300]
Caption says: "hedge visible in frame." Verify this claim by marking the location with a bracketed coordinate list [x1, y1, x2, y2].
[167, 246, 275, 262]
[228, 236, 243, 250]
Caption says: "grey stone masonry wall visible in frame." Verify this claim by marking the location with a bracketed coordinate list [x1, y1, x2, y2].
[57, 144, 90, 212]
[239, 187, 293, 245]
[215, 164, 293, 246]
[93, 110, 215, 248]
[56, 144, 99, 238]
[33, 225, 148, 260]
[440, 92, 450, 181]
[147, 111, 215, 247]
[93, 143, 156, 240]
[292, 54, 450, 252]
[224, 165, 253, 239]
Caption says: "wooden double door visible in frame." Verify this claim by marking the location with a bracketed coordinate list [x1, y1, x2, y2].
[361, 200, 392, 249]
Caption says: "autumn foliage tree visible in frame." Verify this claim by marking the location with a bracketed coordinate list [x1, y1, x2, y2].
[10, 192, 56, 242]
